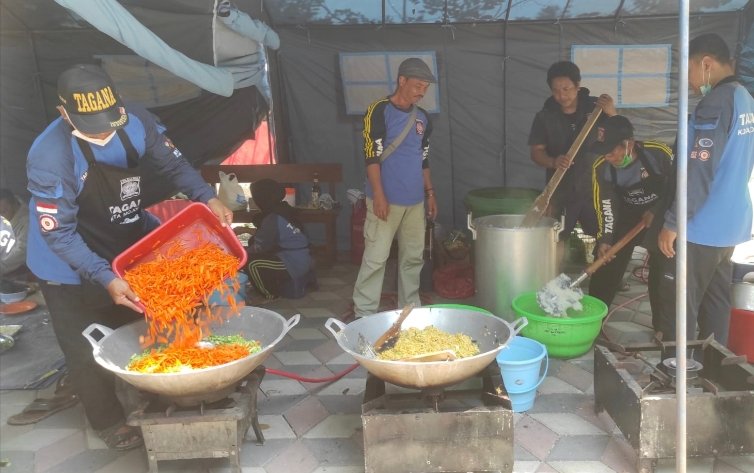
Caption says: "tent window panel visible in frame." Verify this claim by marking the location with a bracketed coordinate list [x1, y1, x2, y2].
[573, 48, 619, 74]
[342, 55, 390, 82]
[345, 85, 393, 114]
[580, 77, 619, 103]
[340, 52, 440, 116]
[621, 77, 669, 107]
[573, 44, 670, 108]
[622, 48, 669, 74]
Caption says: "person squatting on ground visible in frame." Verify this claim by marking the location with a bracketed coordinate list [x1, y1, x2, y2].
[587, 115, 674, 332]
[25, 64, 233, 451]
[528, 61, 617, 248]
[244, 178, 313, 302]
[657, 33, 754, 348]
[352, 58, 439, 316]
[0, 188, 29, 278]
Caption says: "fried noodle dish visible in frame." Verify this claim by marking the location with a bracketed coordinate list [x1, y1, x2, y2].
[378, 326, 480, 361]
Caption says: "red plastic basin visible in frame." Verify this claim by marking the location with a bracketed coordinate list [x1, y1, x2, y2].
[112, 202, 247, 278]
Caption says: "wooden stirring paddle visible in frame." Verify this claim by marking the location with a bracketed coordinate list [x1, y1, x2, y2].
[373, 303, 415, 352]
[520, 106, 603, 228]
[400, 349, 457, 362]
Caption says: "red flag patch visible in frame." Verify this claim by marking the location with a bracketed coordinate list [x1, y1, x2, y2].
[36, 202, 58, 215]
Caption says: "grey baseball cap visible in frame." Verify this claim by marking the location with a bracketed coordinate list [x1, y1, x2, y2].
[397, 58, 437, 83]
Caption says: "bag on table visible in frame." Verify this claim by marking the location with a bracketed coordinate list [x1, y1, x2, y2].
[217, 171, 247, 211]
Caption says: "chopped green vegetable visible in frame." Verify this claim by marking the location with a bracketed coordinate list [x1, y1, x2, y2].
[203, 334, 262, 353]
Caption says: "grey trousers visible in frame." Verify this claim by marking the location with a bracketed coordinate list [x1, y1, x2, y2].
[657, 242, 734, 346]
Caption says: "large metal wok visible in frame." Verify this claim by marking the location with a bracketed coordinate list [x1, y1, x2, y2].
[83, 307, 299, 406]
[324, 307, 526, 389]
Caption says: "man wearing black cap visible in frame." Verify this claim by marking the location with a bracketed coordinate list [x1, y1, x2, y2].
[589, 115, 674, 331]
[352, 57, 438, 316]
[244, 178, 313, 302]
[24, 64, 232, 450]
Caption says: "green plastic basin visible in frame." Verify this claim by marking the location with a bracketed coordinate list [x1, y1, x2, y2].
[464, 187, 540, 219]
[427, 304, 492, 314]
[511, 292, 608, 359]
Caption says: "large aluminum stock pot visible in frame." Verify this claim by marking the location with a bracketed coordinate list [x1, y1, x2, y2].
[469, 213, 562, 321]
[324, 307, 526, 389]
[83, 307, 299, 406]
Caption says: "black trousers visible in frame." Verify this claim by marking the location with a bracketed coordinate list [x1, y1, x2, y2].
[245, 254, 290, 298]
[656, 242, 734, 346]
[40, 280, 141, 431]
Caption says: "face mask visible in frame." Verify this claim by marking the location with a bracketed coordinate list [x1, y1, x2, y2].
[71, 128, 116, 147]
[616, 154, 633, 168]
[700, 64, 712, 97]
[60, 107, 116, 146]
[614, 143, 633, 168]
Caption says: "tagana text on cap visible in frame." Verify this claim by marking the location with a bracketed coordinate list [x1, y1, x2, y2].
[397, 58, 437, 83]
[57, 64, 128, 135]
[590, 115, 634, 155]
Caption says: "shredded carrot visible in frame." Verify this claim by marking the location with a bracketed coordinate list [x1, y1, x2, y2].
[124, 241, 240, 349]
[127, 343, 252, 373]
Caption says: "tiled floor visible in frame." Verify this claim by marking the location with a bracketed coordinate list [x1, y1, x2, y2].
[1, 251, 752, 473]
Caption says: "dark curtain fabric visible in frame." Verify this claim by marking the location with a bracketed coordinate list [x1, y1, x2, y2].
[738, 21, 754, 97]
[140, 85, 269, 206]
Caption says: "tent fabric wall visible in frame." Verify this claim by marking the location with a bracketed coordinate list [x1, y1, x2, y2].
[0, 0, 270, 200]
[276, 14, 743, 250]
[0, 31, 47, 197]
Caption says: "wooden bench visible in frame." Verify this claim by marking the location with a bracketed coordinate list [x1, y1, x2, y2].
[201, 164, 343, 266]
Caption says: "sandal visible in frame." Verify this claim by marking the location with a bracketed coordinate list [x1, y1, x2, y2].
[97, 421, 143, 451]
[7, 393, 79, 426]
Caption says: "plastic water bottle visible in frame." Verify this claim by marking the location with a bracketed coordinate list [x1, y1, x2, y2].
[311, 173, 321, 208]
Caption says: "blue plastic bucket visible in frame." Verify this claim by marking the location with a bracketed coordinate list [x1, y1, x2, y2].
[208, 272, 249, 306]
[496, 336, 548, 412]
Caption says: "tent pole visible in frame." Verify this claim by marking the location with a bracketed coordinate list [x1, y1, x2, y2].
[676, 1, 689, 472]
[501, 0, 512, 185]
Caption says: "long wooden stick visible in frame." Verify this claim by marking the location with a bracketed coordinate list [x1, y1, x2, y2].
[520, 106, 604, 228]
[568, 220, 647, 288]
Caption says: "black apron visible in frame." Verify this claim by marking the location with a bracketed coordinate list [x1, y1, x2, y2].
[75, 129, 149, 262]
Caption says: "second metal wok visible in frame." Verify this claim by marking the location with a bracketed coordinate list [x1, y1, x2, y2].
[325, 307, 526, 389]
[84, 307, 299, 406]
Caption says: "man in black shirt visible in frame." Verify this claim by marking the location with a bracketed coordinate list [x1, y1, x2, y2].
[528, 61, 617, 248]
